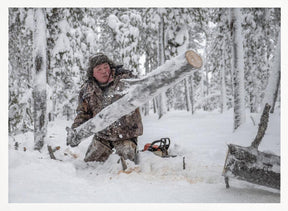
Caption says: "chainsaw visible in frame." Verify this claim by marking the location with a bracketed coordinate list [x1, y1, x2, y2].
[119, 138, 177, 170]
[142, 138, 176, 158]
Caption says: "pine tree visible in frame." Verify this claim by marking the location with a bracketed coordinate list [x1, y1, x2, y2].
[243, 8, 268, 113]
[9, 8, 34, 134]
[209, 9, 231, 113]
[188, 8, 213, 111]
[107, 9, 143, 72]
[140, 8, 161, 115]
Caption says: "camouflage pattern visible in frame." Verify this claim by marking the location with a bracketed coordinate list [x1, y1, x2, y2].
[71, 69, 143, 162]
[84, 136, 137, 162]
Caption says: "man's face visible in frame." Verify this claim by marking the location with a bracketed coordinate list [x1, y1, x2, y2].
[93, 63, 111, 83]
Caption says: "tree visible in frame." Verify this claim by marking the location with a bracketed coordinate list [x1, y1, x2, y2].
[206, 9, 231, 113]
[156, 8, 167, 118]
[32, 8, 48, 150]
[231, 8, 246, 131]
[107, 10, 143, 72]
[8, 8, 34, 134]
[262, 33, 281, 113]
[242, 8, 280, 113]
[8, 8, 281, 134]
[140, 8, 161, 115]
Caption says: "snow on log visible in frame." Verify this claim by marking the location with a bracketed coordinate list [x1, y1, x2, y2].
[222, 103, 280, 190]
[66, 50, 202, 146]
[223, 144, 280, 189]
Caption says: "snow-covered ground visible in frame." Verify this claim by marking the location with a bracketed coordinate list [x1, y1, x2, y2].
[8, 109, 281, 205]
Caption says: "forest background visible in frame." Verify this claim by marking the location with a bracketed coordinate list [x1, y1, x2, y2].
[8, 8, 281, 144]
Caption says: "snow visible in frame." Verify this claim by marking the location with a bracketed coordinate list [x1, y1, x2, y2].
[107, 14, 121, 30]
[52, 20, 71, 57]
[107, 13, 141, 71]
[9, 109, 281, 204]
[24, 9, 34, 30]
[175, 26, 189, 54]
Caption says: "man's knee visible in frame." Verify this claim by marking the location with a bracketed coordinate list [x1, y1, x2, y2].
[84, 138, 113, 162]
[114, 139, 137, 161]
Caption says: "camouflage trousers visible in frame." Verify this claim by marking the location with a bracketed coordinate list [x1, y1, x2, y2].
[84, 136, 137, 162]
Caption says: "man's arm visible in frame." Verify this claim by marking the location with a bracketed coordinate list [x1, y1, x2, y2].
[71, 98, 93, 129]
[67, 87, 93, 147]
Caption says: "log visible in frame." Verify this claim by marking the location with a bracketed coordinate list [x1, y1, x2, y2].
[223, 144, 280, 189]
[222, 103, 280, 190]
[66, 50, 203, 146]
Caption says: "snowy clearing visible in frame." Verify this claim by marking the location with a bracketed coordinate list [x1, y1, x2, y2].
[8, 109, 281, 204]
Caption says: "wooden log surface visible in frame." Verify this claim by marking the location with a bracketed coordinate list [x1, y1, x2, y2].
[223, 144, 280, 189]
[223, 103, 280, 190]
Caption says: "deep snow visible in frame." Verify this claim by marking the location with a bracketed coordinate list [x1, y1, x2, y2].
[8, 109, 281, 205]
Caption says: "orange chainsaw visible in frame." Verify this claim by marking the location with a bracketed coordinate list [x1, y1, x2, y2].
[142, 138, 176, 158]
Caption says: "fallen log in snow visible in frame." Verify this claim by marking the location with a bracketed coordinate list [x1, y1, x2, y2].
[223, 104, 280, 190]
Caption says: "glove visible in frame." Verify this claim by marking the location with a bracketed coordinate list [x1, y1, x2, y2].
[66, 127, 81, 147]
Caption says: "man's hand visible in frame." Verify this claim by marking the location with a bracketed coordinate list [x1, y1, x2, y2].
[66, 127, 81, 147]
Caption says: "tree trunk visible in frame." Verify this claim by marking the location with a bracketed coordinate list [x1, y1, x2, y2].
[184, 78, 190, 112]
[157, 10, 167, 119]
[262, 33, 281, 113]
[264, 9, 272, 76]
[220, 53, 227, 113]
[189, 75, 195, 114]
[33, 8, 48, 151]
[231, 8, 246, 131]
[199, 59, 205, 110]
[144, 101, 150, 116]
[270, 71, 280, 113]
[157, 94, 166, 119]
[153, 98, 157, 114]
[143, 50, 151, 116]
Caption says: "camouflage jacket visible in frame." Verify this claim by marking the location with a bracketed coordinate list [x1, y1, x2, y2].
[71, 70, 143, 141]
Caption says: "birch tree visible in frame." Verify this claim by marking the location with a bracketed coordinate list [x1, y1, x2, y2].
[231, 8, 246, 130]
[156, 8, 167, 119]
[262, 33, 281, 113]
[32, 8, 48, 150]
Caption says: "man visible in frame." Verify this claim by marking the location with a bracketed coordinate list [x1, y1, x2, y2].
[70, 53, 143, 163]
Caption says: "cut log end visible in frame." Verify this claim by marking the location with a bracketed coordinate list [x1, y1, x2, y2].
[185, 50, 203, 69]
